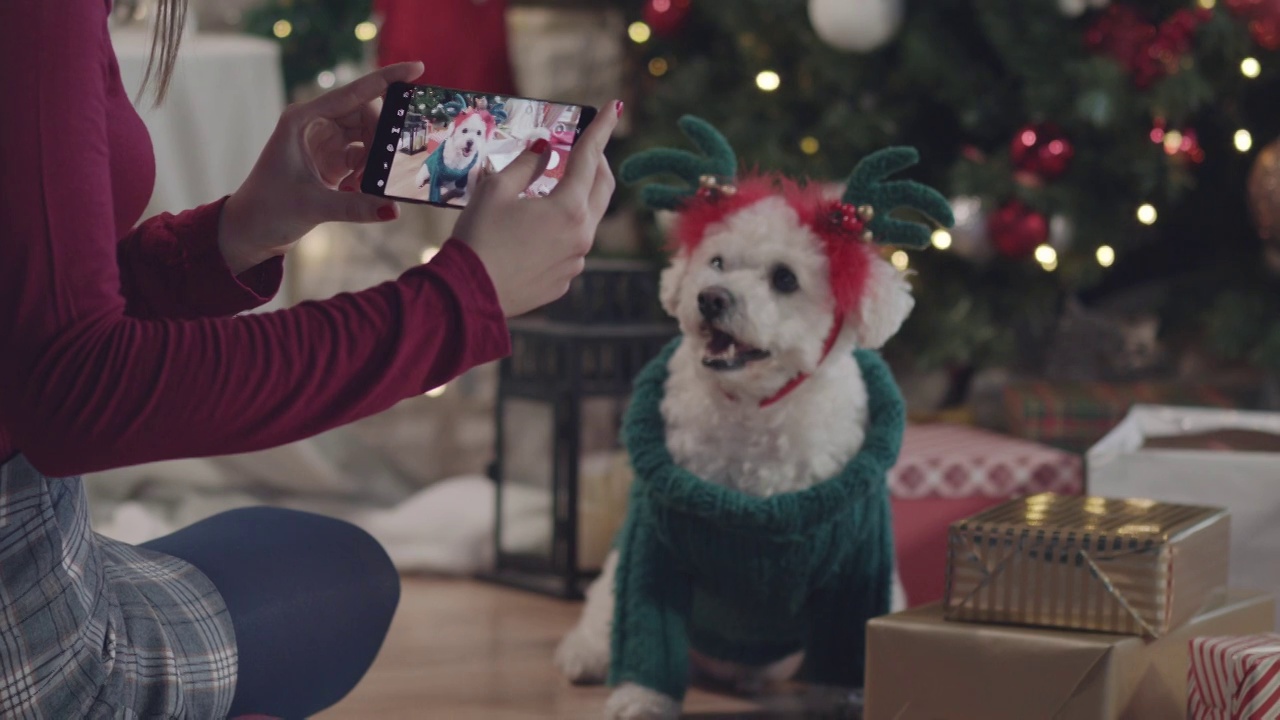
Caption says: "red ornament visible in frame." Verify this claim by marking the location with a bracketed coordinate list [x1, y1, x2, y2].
[1225, 0, 1280, 50]
[1010, 123, 1075, 180]
[1150, 118, 1205, 164]
[987, 200, 1049, 259]
[643, 0, 692, 37]
[1085, 5, 1212, 88]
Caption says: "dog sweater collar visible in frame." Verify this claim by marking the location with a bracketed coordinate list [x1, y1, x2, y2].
[624, 337, 905, 533]
[721, 312, 845, 408]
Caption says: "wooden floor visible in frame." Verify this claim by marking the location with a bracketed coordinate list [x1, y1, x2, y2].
[315, 576, 839, 719]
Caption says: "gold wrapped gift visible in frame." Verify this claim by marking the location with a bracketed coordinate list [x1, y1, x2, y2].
[865, 589, 1274, 720]
[944, 492, 1229, 636]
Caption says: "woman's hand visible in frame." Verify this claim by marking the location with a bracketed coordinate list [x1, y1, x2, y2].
[217, 62, 426, 274]
[451, 101, 622, 317]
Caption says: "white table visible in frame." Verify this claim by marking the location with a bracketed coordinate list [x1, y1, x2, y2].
[109, 29, 285, 219]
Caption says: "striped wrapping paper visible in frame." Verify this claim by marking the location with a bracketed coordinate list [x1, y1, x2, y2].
[945, 493, 1230, 636]
[1190, 634, 1280, 720]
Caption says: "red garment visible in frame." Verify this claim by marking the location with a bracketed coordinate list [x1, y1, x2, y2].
[0, 0, 510, 476]
[374, 0, 518, 95]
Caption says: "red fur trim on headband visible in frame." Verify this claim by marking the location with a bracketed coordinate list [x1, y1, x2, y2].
[670, 172, 873, 316]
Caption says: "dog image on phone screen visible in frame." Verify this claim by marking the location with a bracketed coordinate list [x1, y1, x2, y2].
[415, 108, 494, 204]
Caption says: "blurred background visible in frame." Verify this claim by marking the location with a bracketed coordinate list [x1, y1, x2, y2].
[97, 0, 1280, 598]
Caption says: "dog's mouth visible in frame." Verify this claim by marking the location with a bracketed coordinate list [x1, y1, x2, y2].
[461, 143, 474, 156]
[702, 327, 770, 371]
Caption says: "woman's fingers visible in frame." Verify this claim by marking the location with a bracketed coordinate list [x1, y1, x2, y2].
[587, 152, 616, 221]
[309, 62, 424, 120]
[552, 101, 619, 203]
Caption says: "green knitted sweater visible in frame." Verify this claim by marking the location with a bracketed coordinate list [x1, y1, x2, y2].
[608, 338, 905, 700]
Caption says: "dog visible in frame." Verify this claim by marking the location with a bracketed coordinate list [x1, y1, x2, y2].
[552, 117, 952, 720]
[415, 107, 497, 204]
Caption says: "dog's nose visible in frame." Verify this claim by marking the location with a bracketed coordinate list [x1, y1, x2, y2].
[697, 286, 734, 321]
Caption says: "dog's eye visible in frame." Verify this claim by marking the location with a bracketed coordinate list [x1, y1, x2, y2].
[709, 256, 724, 271]
[771, 265, 799, 294]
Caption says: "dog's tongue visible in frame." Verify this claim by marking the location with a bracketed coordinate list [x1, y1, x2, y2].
[708, 329, 734, 354]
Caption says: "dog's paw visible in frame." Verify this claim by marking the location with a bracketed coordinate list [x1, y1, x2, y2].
[553, 627, 609, 684]
[604, 683, 681, 720]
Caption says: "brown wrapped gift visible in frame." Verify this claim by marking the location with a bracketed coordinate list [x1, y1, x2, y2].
[945, 493, 1229, 636]
[865, 589, 1274, 720]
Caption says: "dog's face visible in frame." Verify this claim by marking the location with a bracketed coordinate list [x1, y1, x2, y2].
[661, 197, 914, 399]
[445, 111, 492, 165]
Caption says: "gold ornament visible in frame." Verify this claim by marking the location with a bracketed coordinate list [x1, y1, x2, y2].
[857, 204, 875, 222]
[1247, 136, 1280, 274]
[861, 229, 875, 243]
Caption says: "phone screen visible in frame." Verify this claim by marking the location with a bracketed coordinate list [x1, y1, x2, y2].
[361, 82, 596, 209]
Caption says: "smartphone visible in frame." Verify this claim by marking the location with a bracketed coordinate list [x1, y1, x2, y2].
[361, 81, 598, 209]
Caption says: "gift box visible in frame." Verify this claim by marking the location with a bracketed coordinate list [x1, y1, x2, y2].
[1189, 633, 1280, 720]
[1088, 405, 1280, 630]
[864, 589, 1275, 720]
[890, 424, 1084, 606]
[1003, 379, 1253, 453]
[945, 492, 1229, 636]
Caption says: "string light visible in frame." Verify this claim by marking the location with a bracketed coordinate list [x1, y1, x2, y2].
[272, 19, 293, 38]
[1034, 244, 1058, 271]
[317, 71, 336, 89]
[1236, 129, 1254, 152]
[931, 229, 952, 250]
[800, 137, 820, 155]
[628, 21, 652, 43]
[1136, 203, 1157, 225]
[1096, 245, 1116, 267]
[420, 246, 440, 264]
[890, 251, 909, 271]
[648, 58, 669, 77]
[755, 70, 781, 92]
[1198, 0, 1216, 7]
[354, 21, 378, 42]
[1242, 57, 1262, 78]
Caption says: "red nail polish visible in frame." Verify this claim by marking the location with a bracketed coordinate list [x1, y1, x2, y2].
[530, 138, 549, 154]
[615, 100, 624, 118]
[377, 206, 396, 221]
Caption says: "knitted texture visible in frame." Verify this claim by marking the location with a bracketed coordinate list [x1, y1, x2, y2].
[618, 116, 738, 211]
[608, 338, 906, 699]
[841, 147, 956, 250]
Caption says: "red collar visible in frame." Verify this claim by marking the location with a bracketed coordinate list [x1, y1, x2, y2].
[721, 312, 845, 408]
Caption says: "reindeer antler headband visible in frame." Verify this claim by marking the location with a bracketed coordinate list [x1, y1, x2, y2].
[619, 115, 954, 249]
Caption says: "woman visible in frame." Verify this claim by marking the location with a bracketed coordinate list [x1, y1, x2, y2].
[0, 0, 619, 717]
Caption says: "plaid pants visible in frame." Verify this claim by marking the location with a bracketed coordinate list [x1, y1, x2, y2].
[0, 455, 237, 718]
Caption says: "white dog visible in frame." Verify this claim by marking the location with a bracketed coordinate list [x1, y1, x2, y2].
[552, 117, 952, 720]
[415, 108, 499, 204]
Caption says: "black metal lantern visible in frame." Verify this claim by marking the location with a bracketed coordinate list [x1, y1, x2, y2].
[482, 259, 676, 598]
[398, 115, 428, 155]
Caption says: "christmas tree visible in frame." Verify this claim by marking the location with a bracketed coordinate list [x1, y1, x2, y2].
[616, 0, 1280, 386]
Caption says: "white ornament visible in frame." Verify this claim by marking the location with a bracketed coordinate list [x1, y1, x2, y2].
[946, 196, 994, 264]
[808, 0, 904, 53]
[1058, 0, 1110, 18]
[1049, 214, 1074, 251]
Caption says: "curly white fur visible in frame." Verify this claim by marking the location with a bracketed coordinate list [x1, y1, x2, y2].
[555, 196, 911, 717]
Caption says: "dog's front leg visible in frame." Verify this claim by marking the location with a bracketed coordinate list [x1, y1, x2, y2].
[604, 513, 692, 720]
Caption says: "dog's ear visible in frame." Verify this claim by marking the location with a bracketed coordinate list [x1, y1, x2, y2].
[659, 251, 690, 318]
[850, 257, 914, 350]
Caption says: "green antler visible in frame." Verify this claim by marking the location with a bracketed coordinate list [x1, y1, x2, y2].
[842, 147, 954, 249]
[619, 115, 738, 210]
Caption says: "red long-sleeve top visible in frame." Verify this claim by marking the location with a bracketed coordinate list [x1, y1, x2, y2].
[0, 0, 511, 477]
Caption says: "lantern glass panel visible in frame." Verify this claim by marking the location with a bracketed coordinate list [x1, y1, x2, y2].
[498, 397, 555, 561]
[577, 395, 632, 572]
